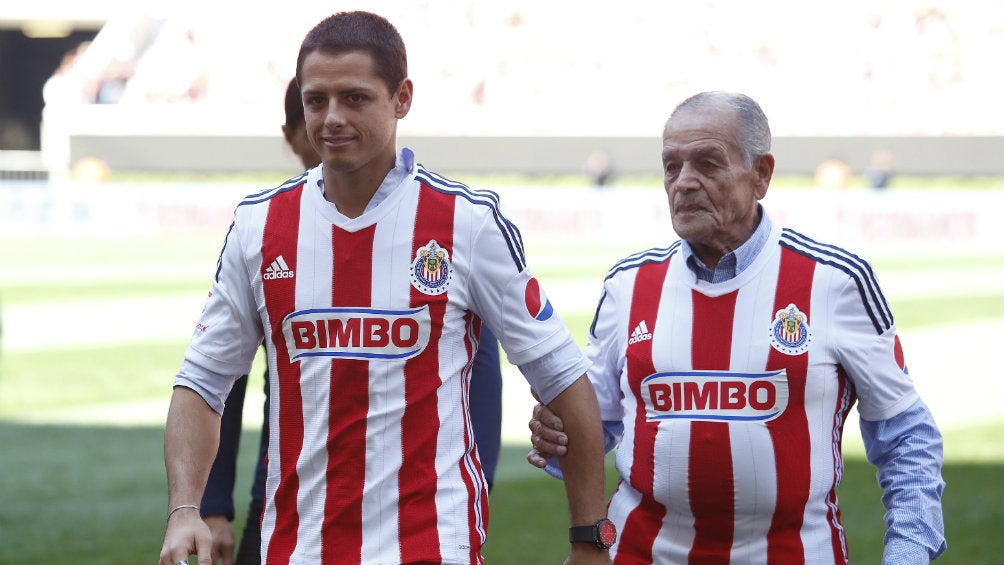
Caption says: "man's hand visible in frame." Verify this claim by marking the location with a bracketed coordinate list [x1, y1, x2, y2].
[203, 515, 236, 565]
[527, 401, 568, 468]
[159, 509, 213, 565]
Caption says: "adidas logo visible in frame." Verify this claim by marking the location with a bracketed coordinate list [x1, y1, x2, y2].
[263, 255, 295, 280]
[628, 320, 653, 344]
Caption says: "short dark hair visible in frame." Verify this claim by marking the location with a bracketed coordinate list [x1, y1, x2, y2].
[670, 91, 771, 168]
[295, 11, 407, 96]
[283, 77, 303, 130]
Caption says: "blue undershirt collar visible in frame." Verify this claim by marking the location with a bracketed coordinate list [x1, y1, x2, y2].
[682, 205, 772, 283]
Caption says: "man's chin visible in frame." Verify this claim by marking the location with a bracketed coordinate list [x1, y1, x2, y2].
[671, 217, 709, 239]
[321, 157, 360, 174]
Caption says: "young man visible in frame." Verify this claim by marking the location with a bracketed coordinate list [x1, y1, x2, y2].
[528, 92, 946, 565]
[159, 11, 610, 565]
[199, 78, 505, 565]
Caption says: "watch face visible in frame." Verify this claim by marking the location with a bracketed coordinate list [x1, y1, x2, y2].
[598, 520, 617, 546]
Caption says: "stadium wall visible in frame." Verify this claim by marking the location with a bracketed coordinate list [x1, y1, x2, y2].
[2, 181, 1001, 263]
[63, 134, 1004, 177]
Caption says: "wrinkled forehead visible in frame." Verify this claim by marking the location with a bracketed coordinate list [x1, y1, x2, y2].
[663, 106, 740, 153]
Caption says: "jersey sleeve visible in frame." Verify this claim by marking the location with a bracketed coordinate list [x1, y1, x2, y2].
[466, 204, 582, 368]
[831, 267, 919, 421]
[585, 275, 628, 424]
[175, 218, 263, 412]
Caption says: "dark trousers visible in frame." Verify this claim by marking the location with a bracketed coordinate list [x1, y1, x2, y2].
[235, 498, 264, 565]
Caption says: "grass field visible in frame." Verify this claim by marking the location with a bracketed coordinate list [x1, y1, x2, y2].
[0, 421, 1001, 565]
[2, 186, 1003, 564]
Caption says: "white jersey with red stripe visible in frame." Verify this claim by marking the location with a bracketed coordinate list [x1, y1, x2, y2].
[588, 221, 919, 565]
[177, 153, 583, 565]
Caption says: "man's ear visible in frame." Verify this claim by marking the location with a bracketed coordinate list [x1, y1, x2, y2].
[395, 78, 414, 119]
[754, 153, 775, 199]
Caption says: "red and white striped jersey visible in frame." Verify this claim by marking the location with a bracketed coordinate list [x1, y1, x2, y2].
[177, 152, 584, 565]
[587, 222, 919, 565]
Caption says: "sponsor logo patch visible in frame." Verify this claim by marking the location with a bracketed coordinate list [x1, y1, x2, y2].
[629, 320, 652, 344]
[410, 240, 453, 295]
[641, 370, 789, 422]
[524, 277, 554, 321]
[264, 255, 295, 280]
[769, 303, 812, 356]
[282, 306, 431, 362]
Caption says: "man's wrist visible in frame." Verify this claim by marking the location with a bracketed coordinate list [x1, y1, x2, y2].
[569, 518, 617, 550]
[167, 504, 200, 522]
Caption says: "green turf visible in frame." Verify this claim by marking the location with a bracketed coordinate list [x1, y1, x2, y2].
[0, 234, 221, 268]
[0, 341, 187, 415]
[0, 326, 1000, 564]
[889, 292, 1004, 329]
[0, 426, 998, 565]
[0, 280, 210, 304]
[1, 220, 1000, 564]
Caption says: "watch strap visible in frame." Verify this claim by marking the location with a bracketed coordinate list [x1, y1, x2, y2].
[568, 524, 596, 544]
[569, 518, 616, 550]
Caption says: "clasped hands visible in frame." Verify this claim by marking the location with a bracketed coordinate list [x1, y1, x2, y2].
[527, 400, 568, 469]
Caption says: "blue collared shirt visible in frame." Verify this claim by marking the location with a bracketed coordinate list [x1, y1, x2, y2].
[681, 205, 773, 283]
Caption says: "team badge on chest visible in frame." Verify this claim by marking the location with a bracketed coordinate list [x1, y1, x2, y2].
[769, 303, 812, 355]
[410, 239, 453, 295]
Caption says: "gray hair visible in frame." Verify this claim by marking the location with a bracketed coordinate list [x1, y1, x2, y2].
[668, 91, 771, 168]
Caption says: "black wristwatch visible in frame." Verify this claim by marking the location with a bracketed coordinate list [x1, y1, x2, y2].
[569, 518, 617, 550]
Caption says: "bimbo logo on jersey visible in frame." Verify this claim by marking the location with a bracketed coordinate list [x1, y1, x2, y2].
[282, 306, 431, 362]
[641, 370, 789, 422]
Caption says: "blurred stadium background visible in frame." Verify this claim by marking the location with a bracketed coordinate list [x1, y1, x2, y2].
[2, 0, 1003, 490]
[1, 3, 1003, 563]
[0, 0, 1002, 178]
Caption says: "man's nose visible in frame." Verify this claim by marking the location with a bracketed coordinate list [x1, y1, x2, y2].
[324, 101, 346, 128]
[675, 162, 702, 190]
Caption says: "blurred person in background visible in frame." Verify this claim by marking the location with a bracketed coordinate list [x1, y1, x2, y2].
[865, 149, 896, 190]
[198, 77, 505, 565]
[813, 156, 853, 189]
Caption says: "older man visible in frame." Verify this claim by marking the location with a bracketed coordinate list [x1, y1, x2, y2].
[530, 91, 945, 565]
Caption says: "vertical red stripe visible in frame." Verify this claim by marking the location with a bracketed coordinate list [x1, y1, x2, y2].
[320, 224, 377, 564]
[687, 290, 738, 565]
[764, 247, 816, 564]
[399, 186, 456, 563]
[261, 185, 305, 565]
[616, 259, 670, 565]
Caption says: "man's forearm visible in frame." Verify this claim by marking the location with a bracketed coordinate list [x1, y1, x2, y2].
[165, 386, 223, 511]
[547, 375, 608, 526]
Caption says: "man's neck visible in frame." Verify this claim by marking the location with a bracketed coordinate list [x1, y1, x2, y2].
[321, 160, 394, 219]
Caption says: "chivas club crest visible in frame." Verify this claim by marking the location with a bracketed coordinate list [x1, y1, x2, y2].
[769, 303, 812, 355]
[410, 239, 453, 295]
